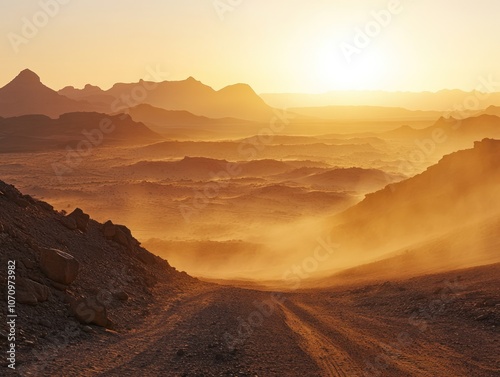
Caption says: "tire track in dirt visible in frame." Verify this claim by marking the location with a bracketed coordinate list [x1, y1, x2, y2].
[40, 285, 216, 377]
[279, 302, 362, 377]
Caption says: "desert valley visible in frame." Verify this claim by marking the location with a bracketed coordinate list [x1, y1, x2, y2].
[1, 1, 500, 376]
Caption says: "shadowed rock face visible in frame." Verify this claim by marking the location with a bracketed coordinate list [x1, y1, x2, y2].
[40, 248, 80, 285]
[0, 178, 193, 342]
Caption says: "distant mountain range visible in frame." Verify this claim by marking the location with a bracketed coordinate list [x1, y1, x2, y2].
[290, 106, 442, 121]
[59, 76, 274, 122]
[381, 114, 500, 155]
[125, 104, 258, 137]
[261, 89, 500, 112]
[0, 69, 275, 122]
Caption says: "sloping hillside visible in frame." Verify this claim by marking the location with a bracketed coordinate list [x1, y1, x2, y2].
[0, 70, 98, 118]
[329, 139, 500, 256]
[0, 179, 194, 369]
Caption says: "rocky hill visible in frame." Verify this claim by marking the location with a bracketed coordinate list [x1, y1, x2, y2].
[329, 138, 500, 256]
[0, 179, 194, 370]
[0, 70, 99, 118]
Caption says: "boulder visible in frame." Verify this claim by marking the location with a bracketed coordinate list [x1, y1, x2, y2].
[102, 220, 116, 239]
[60, 216, 77, 231]
[67, 208, 90, 232]
[113, 291, 129, 301]
[17, 278, 50, 305]
[17, 288, 38, 305]
[37, 201, 53, 212]
[113, 228, 129, 247]
[30, 280, 50, 302]
[40, 248, 79, 285]
[70, 297, 111, 328]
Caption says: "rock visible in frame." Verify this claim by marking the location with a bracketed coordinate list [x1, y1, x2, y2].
[70, 297, 111, 328]
[40, 248, 79, 285]
[102, 220, 116, 239]
[113, 227, 130, 247]
[137, 251, 156, 265]
[37, 201, 53, 212]
[113, 291, 129, 301]
[17, 290, 38, 305]
[67, 208, 90, 232]
[60, 216, 77, 231]
[475, 313, 491, 321]
[17, 278, 50, 305]
[29, 280, 50, 302]
[82, 326, 93, 334]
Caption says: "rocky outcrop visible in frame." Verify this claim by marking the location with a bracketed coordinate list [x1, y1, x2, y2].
[70, 297, 112, 328]
[102, 220, 116, 239]
[0, 178, 192, 363]
[101, 220, 139, 250]
[67, 208, 90, 232]
[40, 248, 80, 285]
[17, 278, 50, 305]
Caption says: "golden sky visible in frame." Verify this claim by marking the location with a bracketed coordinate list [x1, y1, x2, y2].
[1, 0, 499, 93]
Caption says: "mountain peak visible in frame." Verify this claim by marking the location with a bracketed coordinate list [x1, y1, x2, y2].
[219, 83, 256, 95]
[14, 69, 41, 84]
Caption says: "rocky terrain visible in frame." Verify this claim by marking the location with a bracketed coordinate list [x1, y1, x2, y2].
[0, 178, 498, 376]
[0, 179, 195, 375]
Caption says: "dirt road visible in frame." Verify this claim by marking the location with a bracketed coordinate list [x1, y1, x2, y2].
[21, 264, 500, 377]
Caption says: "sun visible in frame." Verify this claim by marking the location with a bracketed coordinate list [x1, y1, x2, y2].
[313, 43, 391, 92]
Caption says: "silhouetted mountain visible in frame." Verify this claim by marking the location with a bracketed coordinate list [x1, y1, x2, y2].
[382, 115, 500, 154]
[0, 112, 162, 152]
[479, 105, 500, 117]
[59, 84, 115, 111]
[290, 106, 442, 121]
[59, 77, 275, 122]
[0, 69, 97, 118]
[330, 139, 500, 255]
[125, 104, 255, 135]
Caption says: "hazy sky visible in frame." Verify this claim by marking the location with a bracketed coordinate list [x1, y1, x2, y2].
[1, 0, 499, 93]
